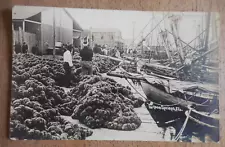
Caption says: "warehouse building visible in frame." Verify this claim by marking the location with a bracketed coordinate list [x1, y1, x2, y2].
[90, 28, 124, 48]
[12, 6, 83, 54]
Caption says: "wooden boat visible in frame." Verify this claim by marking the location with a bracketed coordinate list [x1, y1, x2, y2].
[104, 11, 219, 142]
[107, 71, 219, 131]
[141, 78, 219, 128]
[102, 19, 220, 132]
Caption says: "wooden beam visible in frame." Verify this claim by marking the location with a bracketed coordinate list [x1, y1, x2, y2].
[166, 29, 198, 52]
[12, 23, 15, 45]
[22, 20, 25, 31]
[201, 65, 219, 71]
[107, 72, 145, 81]
[174, 46, 218, 73]
[12, 19, 23, 22]
[24, 19, 41, 25]
[73, 29, 82, 32]
[22, 20, 25, 43]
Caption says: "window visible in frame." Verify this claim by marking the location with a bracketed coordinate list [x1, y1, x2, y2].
[101, 36, 104, 39]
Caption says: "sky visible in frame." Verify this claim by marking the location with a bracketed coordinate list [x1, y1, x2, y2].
[67, 8, 212, 47]
[13, 6, 217, 48]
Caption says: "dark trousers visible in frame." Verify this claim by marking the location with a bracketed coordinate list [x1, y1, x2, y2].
[63, 62, 72, 87]
[15, 47, 21, 54]
[80, 61, 93, 75]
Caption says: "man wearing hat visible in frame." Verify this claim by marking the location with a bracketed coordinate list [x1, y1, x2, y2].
[79, 36, 94, 75]
[22, 42, 28, 54]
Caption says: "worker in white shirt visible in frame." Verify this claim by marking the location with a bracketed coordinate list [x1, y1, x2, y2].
[63, 46, 73, 88]
[102, 47, 108, 55]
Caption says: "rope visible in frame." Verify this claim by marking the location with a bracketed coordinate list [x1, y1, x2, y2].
[174, 108, 192, 141]
[125, 77, 147, 100]
[124, 76, 194, 107]
[133, 12, 171, 50]
[109, 64, 210, 108]
[106, 61, 123, 74]
[200, 99, 210, 105]
[125, 76, 182, 106]
[127, 13, 156, 50]
[188, 114, 218, 128]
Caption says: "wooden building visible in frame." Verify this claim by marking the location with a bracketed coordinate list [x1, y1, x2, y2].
[12, 6, 83, 54]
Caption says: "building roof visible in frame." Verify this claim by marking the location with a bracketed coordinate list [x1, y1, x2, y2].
[12, 6, 83, 31]
[63, 8, 83, 31]
[12, 5, 48, 19]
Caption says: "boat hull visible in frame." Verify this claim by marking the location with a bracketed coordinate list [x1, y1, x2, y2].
[144, 101, 185, 127]
[141, 80, 219, 130]
[186, 109, 219, 130]
[140, 80, 194, 109]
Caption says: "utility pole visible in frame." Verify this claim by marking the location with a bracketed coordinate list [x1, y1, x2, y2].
[196, 24, 200, 48]
[211, 13, 217, 41]
[141, 31, 144, 57]
[53, 8, 56, 59]
[132, 21, 135, 49]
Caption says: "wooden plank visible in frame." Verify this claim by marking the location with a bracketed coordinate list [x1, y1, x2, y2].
[96, 54, 131, 63]
[24, 19, 41, 24]
[175, 46, 218, 73]
[145, 63, 176, 71]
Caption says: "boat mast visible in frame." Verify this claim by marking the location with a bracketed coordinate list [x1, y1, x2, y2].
[169, 14, 184, 65]
[202, 12, 211, 65]
[141, 32, 144, 57]
[132, 21, 135, 50]
[211, 13, 217, 41]
[160, 30, 173, 63]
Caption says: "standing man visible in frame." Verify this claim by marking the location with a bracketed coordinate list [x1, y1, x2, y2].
[32, 44, 38, 55]
[63, 46, 73, 87]
[102, 47, 108, 55]
[79, 38, 93, 75]
[93, 44, 98, 54]
[69, 44, 74, 56]
[93, 44, 102, 54]
[115, 47, 121, 58]
[15, 42, 22, 54]
[111, 46, 117, 57]
[22, 42, 28, 54]
[44, 41, 49, 55]
[119, 47, 124, 57]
